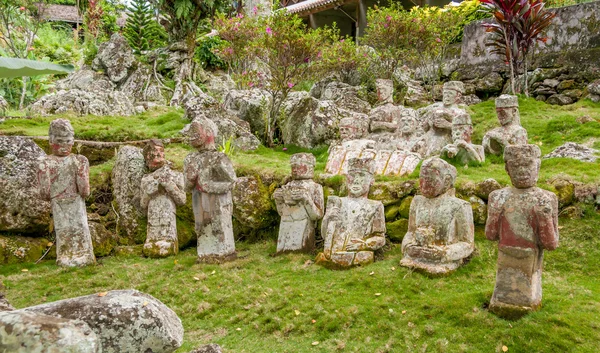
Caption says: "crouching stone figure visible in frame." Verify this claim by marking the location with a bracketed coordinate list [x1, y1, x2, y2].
[316, 157, 386, 269]
[486, 144, 559, 318]
[441, 113, 485, 165]
[482, 95, 528, 155]
[38, 119, 96, 267]
[273, 153, 324, 254]
[140, 140, 186, 258]
[184, 118, 237, 263]
[400, 157, 474, 274]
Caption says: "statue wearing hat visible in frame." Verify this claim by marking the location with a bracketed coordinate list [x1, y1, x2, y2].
[273, 153, 324, 254]
[483, 95, 528, 155]
[400, 157, 475, 274]
[441, 112, 485, 165]
[413, 81, 469, 158]
[486, 144, 559, 318]
[316, 157, 386, 269]
[38, 119, 96, 267]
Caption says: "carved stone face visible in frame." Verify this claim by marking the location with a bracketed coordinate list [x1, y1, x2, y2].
[144, 145, 166, 172]
[399, 114, 417, 135]
[419, 160, 455, 198]
[452, 124, 472, 143]
[50, 130, 74, 157]
[506, 156, 540, 188]
[291, 161, 314, 180]
[339, 124, 359, 141]
[443, 89, 460, 107]
[189, 123, 216, 151]
[496, 107, 518, 126]
[347, 170, 372, 198]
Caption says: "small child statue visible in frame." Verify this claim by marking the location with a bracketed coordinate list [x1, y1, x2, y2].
[316, 157, 386, 269]
[38, 119, 96, 267]
[400, 157, 475, 274]
[486, 144, 559, 318]
[273, 153, 324, 254]
[184, 118, 237, 263]
[140, 139, 186, 258]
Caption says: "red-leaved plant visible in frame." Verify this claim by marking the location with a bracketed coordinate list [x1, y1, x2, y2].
[480, 0, 555, 95]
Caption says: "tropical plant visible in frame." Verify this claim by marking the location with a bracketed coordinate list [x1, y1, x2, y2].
[84, 0, 104, 40]
[195, 35, 226, 69]
[218, 136, 236, 156]
[124, 0, 166, 54]
[480, 0, 556, 95]
[0, 57, 74, 78]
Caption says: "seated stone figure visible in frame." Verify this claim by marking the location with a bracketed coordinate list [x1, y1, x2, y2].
[412, 81, 467, 158]
[184, 118, 237, 263]
[401, 157, 474, 274]
[140, 140, 186, 258]
[38, 119, 96, 267]
[273, 153, 324, 254]
[316, 157, 386, 269]
[483, 95, 528, 155]
[325, 116, 375, 175]
[441, 113, 485, 165]
[486, 145, 559, 318]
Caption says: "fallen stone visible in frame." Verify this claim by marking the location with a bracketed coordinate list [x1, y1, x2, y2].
[22, 289, 184, 353]
[557, 79, 575, 91]
[189, 344, 223, 353]
[576, 115, 595, 124]
[0, 292, 14, 311]
[546, 94, 573, 106]
[543, 142, 599, 162]
[0, 310, 100, 353]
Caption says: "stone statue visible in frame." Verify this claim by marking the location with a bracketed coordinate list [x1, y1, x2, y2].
[38, 119, 95, 267]
[184, 118, 237, 263]
[486, 144, 559, 318]
[482, 95, 528, 155]
[273, 153, 324, 254]
[401, 157, 474, 274]
[140, 140, 186, 258]
[375, 79, 394, 104]
[412, 81, 467, 158]
[316, 157, 386, 269]
[325, 116, 374, 175]
[441, 113, 485, 165]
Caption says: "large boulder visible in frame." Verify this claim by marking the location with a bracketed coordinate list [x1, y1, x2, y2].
[322, 81, 371, 114]
[22, 289, 184, 353]
[223, 89, 272, 137]
[30, 89, 136, 116]
[55, 68, 115, 92]
[232, 176, 278, 239]
[474, 72, 504, 95]
[0, 136, 50, 233]
[120, 65, 166, 104]
[92, 33, 135, 84]
[547, 94, 573, 106]
[587, 79, 600, 102]
[203, 71, 236, 99]
[112, 146, 147, 244]
[0, 310, 100, 353]
[544, 142, 599, 162]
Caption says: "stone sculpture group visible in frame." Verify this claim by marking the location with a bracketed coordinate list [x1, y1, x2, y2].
[34, 92, 557, 319]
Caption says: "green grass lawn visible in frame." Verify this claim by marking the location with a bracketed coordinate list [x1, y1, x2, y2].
[2, 214, 599, 352]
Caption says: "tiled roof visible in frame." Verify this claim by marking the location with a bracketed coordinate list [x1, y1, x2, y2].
[285, 0, 346, 16]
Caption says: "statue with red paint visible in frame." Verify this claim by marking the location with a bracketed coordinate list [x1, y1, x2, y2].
[486, 144, 559, 318]
[184, 118, 237, 263]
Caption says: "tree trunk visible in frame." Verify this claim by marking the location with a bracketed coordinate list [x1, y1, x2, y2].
[19, 76, 27, 110]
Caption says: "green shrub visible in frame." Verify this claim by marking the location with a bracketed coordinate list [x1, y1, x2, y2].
[195, 35, 227, 70]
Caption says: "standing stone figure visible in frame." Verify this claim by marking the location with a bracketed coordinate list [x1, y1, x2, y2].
[482, 95, 528, 155]
[140, 140, 186, 258]
[316, 157, 386, 269]
[273, 153, 324, 254]
[441, 113, 485, 165]
[38, 119, 95, 267]
[400, 158, 474, 274]
[412, 81, 466, 158]
[184, 118, 237, 263]
[486, 145, 559, 318]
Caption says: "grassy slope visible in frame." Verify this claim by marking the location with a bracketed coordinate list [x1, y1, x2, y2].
[1, 215, 600, 352]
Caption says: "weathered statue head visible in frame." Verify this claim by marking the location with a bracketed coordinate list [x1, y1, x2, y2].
[339, 116, 368, 141]
[504, 144, 541, 189]
[49, 119, 74, 157]
[189, 118, 218, 151]
[495, 95, 520, 127]
[452, 113, 473, 143]
[290, 153, 315, 180]
[442, 81, 464, 107]
[399, 109, 418, 135]
[143, 139, 166, 172]
[419, 157, 457, 198]
[346, 157, 374, 198]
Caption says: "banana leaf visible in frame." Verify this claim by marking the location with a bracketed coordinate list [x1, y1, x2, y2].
[0, 57, 74, 79]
